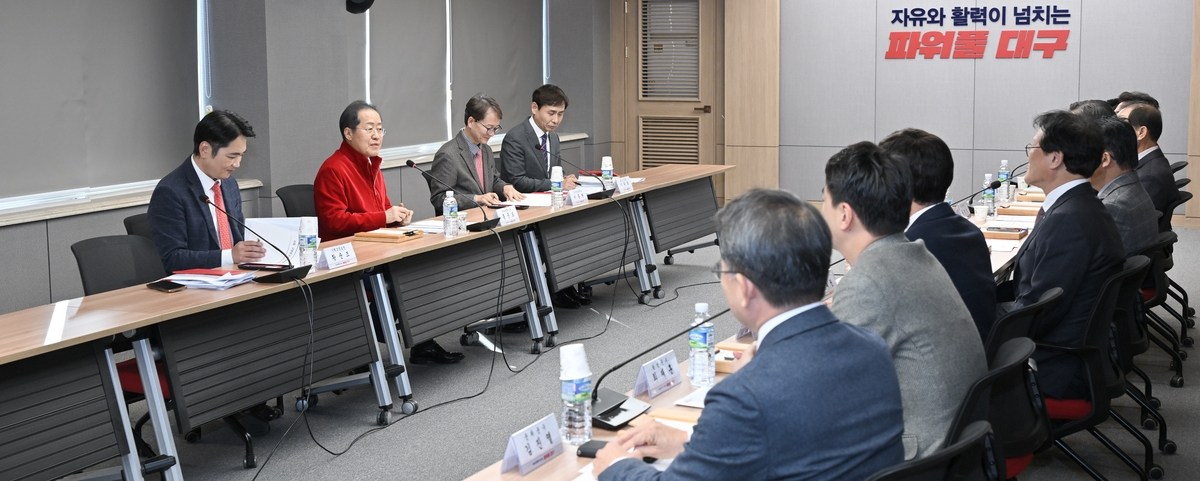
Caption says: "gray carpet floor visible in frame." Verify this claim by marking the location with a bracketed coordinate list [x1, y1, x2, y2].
[76, 229, 1200, 480]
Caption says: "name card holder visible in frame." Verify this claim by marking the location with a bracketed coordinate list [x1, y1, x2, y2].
[633, 350, 682, 398]
[566, 189, 589, 206]
[496, 206, 521, 227]
[317, 243, 357, 270]
[501, 414, 564, 475]
[615, 176, 635, 195]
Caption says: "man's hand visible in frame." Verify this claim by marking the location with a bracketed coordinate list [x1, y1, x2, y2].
[503, 185, 526, 202]
[593, 440, 630, 476]
[386, 205, 414, 226]
[730, 344, 756, 374]
[231, 240, 266, 263]
[564, 174, 580, 191]
[618, 420, 689, 460]
[473, 192, 501, 206]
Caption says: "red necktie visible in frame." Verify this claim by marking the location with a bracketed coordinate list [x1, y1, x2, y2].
[1035, 207, 1046, 226]
[212, 182, 233, 250]
[475, 147, 486, 190]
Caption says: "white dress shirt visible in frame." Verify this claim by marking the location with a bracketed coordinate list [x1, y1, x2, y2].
[756, 301, 823, 350]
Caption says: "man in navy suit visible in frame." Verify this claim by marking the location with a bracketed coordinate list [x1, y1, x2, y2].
[881, 128, 996, 340]
[998, 111, 1123, 400]
[1117, 103, 1178, 215]
[594, 189, 905, 480]
[148, 110, 265, 273]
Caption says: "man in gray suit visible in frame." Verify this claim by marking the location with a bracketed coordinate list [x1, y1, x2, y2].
[428, 94, 524, 215]
[500, 84, 579, 193]
[821, 141, 987, 460]
[1088, 115, 1158, 257]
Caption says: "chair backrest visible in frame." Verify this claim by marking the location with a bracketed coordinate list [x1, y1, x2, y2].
[1159, 191, 1193, 232]
[123, 213, 153, 240]
[1111, 256, 1154, 375]
[984, 288, 1062, 364]
[986, 339, 1051, 463]
[71, 235, 167, 295]
[1169, 160, 1188, 174]
[867, 421, 997, 481]
[276, 184, 316, 217]
[1139, 231, 1177, 308]
[945, 337, 1036, 481]
[1176, 178, 1191, 190]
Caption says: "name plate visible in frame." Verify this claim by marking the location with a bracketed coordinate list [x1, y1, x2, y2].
[566, 189, 589, 206]
[634, 350, 682, 399]
[496, 206, 520, 227]
[317, 243, 357, 269]
[500, 413, 563, 475]
[614, 176, 635, 195]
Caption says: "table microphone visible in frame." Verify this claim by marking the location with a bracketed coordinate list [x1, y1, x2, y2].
[590, 308, 731, 430]
[198, 194, 311, 283]
[951, 180, 1004, 213]
[405, 160, 500, 232]
[535, 144, 616, 200]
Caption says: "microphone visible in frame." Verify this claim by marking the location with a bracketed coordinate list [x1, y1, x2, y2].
[405, 160, 500, 232]
[535, 143, 616, 200]
[951, 180, 1003, 209]
[590, 308, 731, 430]
[198, 194, 310, 283]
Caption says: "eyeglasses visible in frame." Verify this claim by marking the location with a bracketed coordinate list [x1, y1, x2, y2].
[1025, 144, 1041, 157]
[358, 126, 386, 136]
[480, 124, 502, 135]
[711, 261, 737, 281]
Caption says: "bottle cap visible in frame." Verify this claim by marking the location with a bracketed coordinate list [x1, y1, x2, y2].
[446, 190, 455, 198]
[1001, 159, 1009, 166]
[559, 344, 591, 380]
[695, 302, 709, 314]
[550, 166, 564, 182]
[601, 156, 613, 171]
[984, 173, 992, 182]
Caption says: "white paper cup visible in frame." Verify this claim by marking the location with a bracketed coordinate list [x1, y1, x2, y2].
[559, 344, 591, 381]
[550, 166, 564, 182]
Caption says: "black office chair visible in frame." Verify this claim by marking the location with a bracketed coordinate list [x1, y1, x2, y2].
[867, 421, 998, 481]
[1138, 231, 1186, 388]
[72, 235, 167, 296]
[983, 288, 1062, 363]
[276, 184, 316, 217]
[123, 213, 153, 240]
[1176, 178, 1190, 190]
[1158, 191, 1191, 233]
[1112, 256, 1176, 460]
[1169, 160, 1188, 174]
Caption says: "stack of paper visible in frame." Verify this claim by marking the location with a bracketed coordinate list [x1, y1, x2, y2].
[407, 219, 445, 234]
[499, 193, 552, 207]
[164, 270, 256, 290]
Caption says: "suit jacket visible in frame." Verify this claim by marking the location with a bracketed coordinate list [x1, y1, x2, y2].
[499, 117, 560, 193]
[831, 234, 987, 460]
[1000, 182, 1123, 399]
[428, 132, 508, 215]
[147, 157, 245, 273]
[1137, 148, 1179, 215]
[600, 306, 905, 481]
[1098, 170, 1159, 257]
[906, 202, 997, 340]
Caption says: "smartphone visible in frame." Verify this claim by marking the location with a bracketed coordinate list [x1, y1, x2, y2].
[147, 280, 187, 293]
[238, 263, 291, 271]
[487, 204, 503, 209]
[515, 205, 530, 210]
[986, 227, 1025, 233]
[577, 440, 607, 458]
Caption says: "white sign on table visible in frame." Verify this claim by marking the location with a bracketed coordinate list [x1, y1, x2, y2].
[317, 243, 357, 269]
[496, 206, 521, 226]
[634, 350, 683, 398]
[501, 413, 564, 475]
[566, 189, 589, 206]
[614, 176, 635, 195]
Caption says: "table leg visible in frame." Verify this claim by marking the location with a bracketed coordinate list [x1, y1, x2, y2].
[133, 339, 183, 481]
[368, 273, 413, 401]
[629, 197, 661, 295]
[521, 229, 557, 353]
[103, 347, 147, 481]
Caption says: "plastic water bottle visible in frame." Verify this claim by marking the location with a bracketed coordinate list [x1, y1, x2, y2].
[688, 303, 715, 388]
[559, 344, 592, 445]
[442, 191, 458, 238]
[997, 159, 1011, 206]
[601, 156, 614, 190]
[550, 166, 564, 209]
[982, 173, 996, 220]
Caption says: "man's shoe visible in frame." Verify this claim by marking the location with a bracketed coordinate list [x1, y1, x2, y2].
[563, 286, 592, 306]
[552, 291, 581, 309]
[409, 340, 465, 364]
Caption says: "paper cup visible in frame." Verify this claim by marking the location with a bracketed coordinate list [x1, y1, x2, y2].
[299, 217, 318, 236]
[550, 166, 564, 182]
[559, 344, 591, 381]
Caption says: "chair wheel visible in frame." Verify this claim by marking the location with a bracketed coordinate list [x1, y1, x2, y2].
[1188, 307, 1195, 317]
[663, 255, 674, 265]
[1143, 416, 1158, 430]
[377, 410, 391, 426]
[1170, 376, 1184, 388]
[1162, 440, 1177, 454]
[1150, 397, 1162, 409]
[460, 334, 471, 346]
[184, 428, 202, 444]
[1184, 337, 1195, 347]
[1179, 350, 1188, 360]
[296, 393, 318, 412]
[638, 294, 650, 304]
[1188, 318, 1196, 328]
[653, 287, 665, 299]
[401, 399, 419, 415]
[272, 407, 284, 418]
[1150, 464, 1164, 479]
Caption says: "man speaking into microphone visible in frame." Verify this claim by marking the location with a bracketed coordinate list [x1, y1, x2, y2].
[594, 189, 904, 480]
[148, 110, 266, 273]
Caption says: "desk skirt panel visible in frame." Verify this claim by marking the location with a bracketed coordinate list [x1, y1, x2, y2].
[538, 200, 641, 293]
[641, 178, 719, 253]
[158, 274, 377, 432]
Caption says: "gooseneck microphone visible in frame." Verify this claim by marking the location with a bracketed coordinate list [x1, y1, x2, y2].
[405, 160, 500, 232]
[952, 180, 1004, 208]
[535, 143, 616, 200]
[198, 195, 310, 283]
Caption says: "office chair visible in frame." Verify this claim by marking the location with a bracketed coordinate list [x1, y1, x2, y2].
[124, 213, 153, 240]
[983, 288, 1061, 363]
[276, 184, 317, 217]
[1176, 178, 1190, 190]
[866, 421, 998, 481]
[1112, 256, 1176, 460]
[1169, 160, 1188, 174]
[1138, 231, 1186, 388]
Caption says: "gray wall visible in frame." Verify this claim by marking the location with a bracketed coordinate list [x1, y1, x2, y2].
[781, 0, 1194, 202]
[549, 0, 613, 170]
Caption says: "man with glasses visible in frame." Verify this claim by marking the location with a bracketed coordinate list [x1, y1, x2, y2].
[428, 94, 524, 214]
[500, 84, 579, 193]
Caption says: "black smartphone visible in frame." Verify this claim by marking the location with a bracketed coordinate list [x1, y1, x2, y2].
[147, 280, 187, 293]
[986, 227, 1025, 233]
[515, 205, 530, 210]
[238, 263, 291, 271]
[577, 440, 607, 458]
[486, 204, 503, 209]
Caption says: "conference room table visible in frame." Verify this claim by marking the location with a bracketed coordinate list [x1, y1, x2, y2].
[0, 163, 731, 480]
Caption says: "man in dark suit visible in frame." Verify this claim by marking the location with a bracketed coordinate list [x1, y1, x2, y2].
[428, 94, 524, 215]
[148, 110, 266, 273]
[1088, 116, 1159, 257]
[999, 111, 1123, 400]
[500, 84, 578, 193]
[880, 128, 996, 340]
[594, 189, 905, 480]
[1117, 103, 1178, 214]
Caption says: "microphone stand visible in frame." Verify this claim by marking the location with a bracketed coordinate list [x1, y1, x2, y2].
[406, 160, 500, 232]
[199, 195, 310, 283]
[536, 144, 616, 200]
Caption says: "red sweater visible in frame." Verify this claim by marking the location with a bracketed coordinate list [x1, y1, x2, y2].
[314, 141, 392, 240]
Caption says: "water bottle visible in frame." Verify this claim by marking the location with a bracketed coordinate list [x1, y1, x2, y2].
[601, 156, 614, 190]
[982, 173, 996, 220]
[559, 344, 592, 445]
[442, 191, 459, 238]
[298, 217, 318, 268]
[996, 159, 1011, 206]
[550, 166, 564, 209]
[688, 302, 715, 388]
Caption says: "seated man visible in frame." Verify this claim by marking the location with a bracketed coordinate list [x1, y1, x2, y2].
[148, 110, 266, 273]
[822, 142, 986, 460]
[880, 128, 996, 340]
[998, 111, 1123, 400]
[1088, 115, 1158, 257]
[1116, 103, 1178, 215]
[500, 84, 578, 193]
[427, 94, 524, 215]
[594, 189, 905, 480]
[315, 101, 463, 365]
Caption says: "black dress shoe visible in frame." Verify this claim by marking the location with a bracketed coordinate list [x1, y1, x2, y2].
[563, 286, 592, 305]
[410, 340, 465, 364]
[552, 291, 581, 309]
